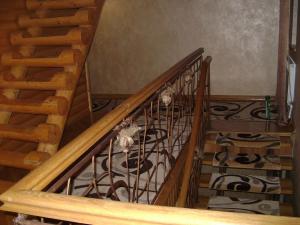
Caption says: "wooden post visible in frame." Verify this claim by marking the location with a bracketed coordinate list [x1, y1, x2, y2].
[277, 0, 291, 124]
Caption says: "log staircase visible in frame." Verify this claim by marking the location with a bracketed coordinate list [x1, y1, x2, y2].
[0, 0, 102, 195]
[195, 99, 294, 216]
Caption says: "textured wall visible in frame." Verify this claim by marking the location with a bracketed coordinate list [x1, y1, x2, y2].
[88, 0, 279, 95]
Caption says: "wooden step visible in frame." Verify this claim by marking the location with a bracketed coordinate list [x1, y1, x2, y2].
[199, 173, 293, 195]
[0, 150, 50, 170]
[1, 49, 81, 67]
[205, 133, 281, 148]
[204, 133, 292, 156]
[0, 123, 61, 143]
[18, 8, 94, 28]
[0, 179, 14, 194]
[203, 153, 293, 171]
[208, 120, 293, 136]
[10, 28, 90, 46]
[195, 196, 293, 216]
[0, 72, 75, 90]
[26, 0, 98, 10]
[0, 96, 68, 115]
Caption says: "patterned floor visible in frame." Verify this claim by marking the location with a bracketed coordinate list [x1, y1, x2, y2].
[210, 101, 278, 121]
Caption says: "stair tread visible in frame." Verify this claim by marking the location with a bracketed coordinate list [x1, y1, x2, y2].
[0, 96, 68, 115]
[1, 49, 81, 67]
[205, 133, 283, 148]
[199, 173, 293, 195]
[204, 133, 292, 156]
[18, 8, 94, 28]
[0, 179, 14, 194]
[11, 28, 89, 46]
[208, 120, 293, 136]
[0, 72, 74, 90]
[0, 149, 50, 170]
[0, 123, 60, 144]
[195, 196, 293, 216]
[203, 153, 292, 171]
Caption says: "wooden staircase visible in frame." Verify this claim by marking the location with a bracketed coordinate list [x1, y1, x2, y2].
[195, 99, 295, 216]
[0, 0, 102, 194]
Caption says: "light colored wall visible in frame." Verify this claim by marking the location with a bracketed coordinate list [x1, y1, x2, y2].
[88, 0, 279, 95]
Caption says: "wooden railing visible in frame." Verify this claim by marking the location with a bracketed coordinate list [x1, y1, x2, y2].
[154, 56, 211, 207]
[1, 48, 299, 224]
[176, 56, 212, 207]
[0, 48, 202, 218]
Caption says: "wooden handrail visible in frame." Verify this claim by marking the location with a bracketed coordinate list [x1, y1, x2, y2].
[7, 48, 204, 192]
[176, 56, 212, 207]
[1, 190, 299, 225]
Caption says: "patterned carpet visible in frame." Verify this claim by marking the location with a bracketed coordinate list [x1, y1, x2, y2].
[210, 101, 278, 121]
[213, 151, 281, 170]
[215, 132, 280, 149]
[87, 98, 286, 214]
[69, 106, 191, 204]
[208, 196, 280, 215]
[209, 173, 281, 194]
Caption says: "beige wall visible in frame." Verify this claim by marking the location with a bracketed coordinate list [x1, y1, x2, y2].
[88, 0, 279, 95]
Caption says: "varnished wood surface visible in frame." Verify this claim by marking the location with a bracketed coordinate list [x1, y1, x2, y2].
[1, 190, 300, 225]
[176, 56, 211, 207]
[0, 180, 14, 194]
[205, 133, 292, 156]
[0, 150, 50, 170]
[210, 95, 276, 102]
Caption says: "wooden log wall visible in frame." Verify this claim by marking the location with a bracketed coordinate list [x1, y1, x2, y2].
[0, 0, 102, 205]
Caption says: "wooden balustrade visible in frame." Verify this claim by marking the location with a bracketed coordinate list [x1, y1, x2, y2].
[1, 190, 299, 225]
[0, 181, 13, 195]
[176, 56, 212, 207]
